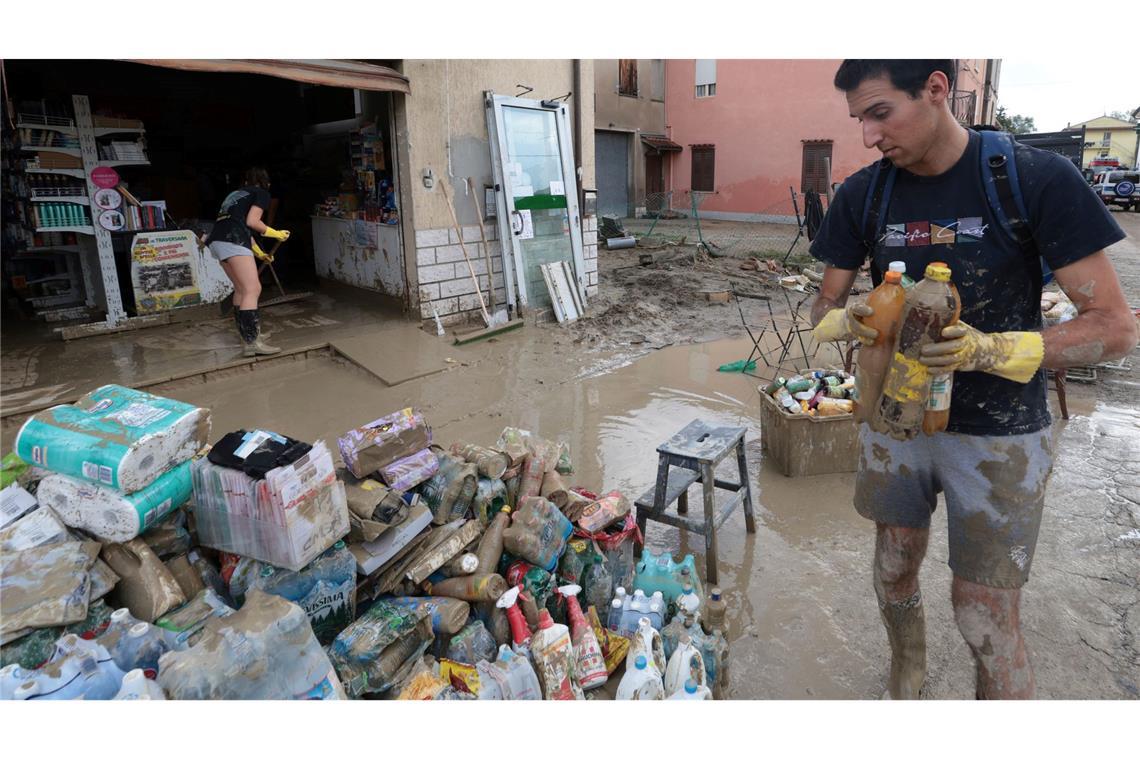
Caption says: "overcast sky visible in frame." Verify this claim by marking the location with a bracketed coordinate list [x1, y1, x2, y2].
[999, 59, 1138, 132]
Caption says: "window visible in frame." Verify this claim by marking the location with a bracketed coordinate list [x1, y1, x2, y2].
[801, 141, 833, 194]
[691, 145, 715, 192]
[1102, 131, 1112, 147]
[619, 59, 638, 97]
[1100, 150, 1110, 157]
[695, 59, 716, 98]
[650, 59, 665, 101]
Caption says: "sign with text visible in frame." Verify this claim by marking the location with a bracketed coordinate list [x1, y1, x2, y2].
[130, 230, 202, 313]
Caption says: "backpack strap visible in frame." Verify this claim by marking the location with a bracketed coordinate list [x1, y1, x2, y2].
[860, 157, 896, 283]
[978, 130, 1053, 284]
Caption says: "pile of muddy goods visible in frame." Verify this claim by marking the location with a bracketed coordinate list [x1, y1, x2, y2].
[1, 385, 728, 701]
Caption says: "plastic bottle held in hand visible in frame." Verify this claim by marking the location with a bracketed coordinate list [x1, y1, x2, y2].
[873, 263, 959, 439]
[616, 654, 665, 700]
[529, 609, 583, 700]
[889, 260, 915, 289]
[854, 269, 907, 422]
[664, 633, 707, 697]
[114, 668, 166, 700]
[922, 267, 962, 436]
[558, 584, 609, 690]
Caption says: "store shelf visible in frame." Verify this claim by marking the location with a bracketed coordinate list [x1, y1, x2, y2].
[27, 167, 86, 178]
[26, 274, 72, 286]
[16, 120, 77, 136]
[93, 127, 145, 137]
[20, 145, 81, 156]
[31, 196, 89, 205]
[36, 225, 95, 235]
[18, 245, 82, 254]
[29, 292, 82, 308]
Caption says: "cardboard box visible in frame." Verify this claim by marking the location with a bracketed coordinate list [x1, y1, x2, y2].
[759, 387, 859, 477]
[349, 503, 433, 575]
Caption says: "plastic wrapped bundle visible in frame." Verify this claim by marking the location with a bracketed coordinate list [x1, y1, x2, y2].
[14, 385, 209, 493]
[378, 448, 439, 491]
[191, 440, 350, 571]
[420, 452, 477, 525]
[502, 497, 574, 572]
[337, 408, 431, 479]
[157, 590, 345, 700]
[328, 600, 434, 697]
[36, 460, 192, 543]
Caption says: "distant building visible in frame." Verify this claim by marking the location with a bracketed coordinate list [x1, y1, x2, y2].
[1066, 115, 1140, 169]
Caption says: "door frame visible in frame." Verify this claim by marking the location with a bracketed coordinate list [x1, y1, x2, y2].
[485, 92, 586, 309]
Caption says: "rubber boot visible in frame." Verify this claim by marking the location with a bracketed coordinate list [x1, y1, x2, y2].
[236, 309, 281, 357]
[878, 590, 927, 699]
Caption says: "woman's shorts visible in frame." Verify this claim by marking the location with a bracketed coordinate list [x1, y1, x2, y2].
[208, 241, 253, 261]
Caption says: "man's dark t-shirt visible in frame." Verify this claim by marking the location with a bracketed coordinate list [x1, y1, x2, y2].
[810, 130, 1125, 436]
[205, 185, 271, 248]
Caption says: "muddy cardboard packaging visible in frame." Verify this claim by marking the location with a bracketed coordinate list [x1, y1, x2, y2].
[328, 599, 434, 697]
[758, 381, 859, 477]
[337, 408, 431, 479]
[0, 541, 101, 643]
[0, 505, 119, 602]
[14, 384, 210, 493]
[349, 502, 433, 575]
[153, 588, 234, 649]
[36, 459, 193, 544]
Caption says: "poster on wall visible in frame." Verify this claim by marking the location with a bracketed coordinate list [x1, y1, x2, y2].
[129, 230, 202, 313]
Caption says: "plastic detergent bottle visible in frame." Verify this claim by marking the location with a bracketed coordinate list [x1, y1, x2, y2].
[497, 585, 533, 659]
[664, 633, 707, 697]
[114, 668, 166, 700]
[13, 680, 42, 700]
[702, 587, 727, 635]
[667, 678, 713, 700]
[874, 263, 960, 440]
[855, 269, 907, 422]
[111, 623, 170, 679]
[52, 634, 127, 684]
[922, 265, 962, 436]
[660, 610, 689, 661]
[616, 655, 665, 700]
[97, 607, 143, 653]
[74, 652, 121, 700]
[558, 584, 609, 691]
[628, 617, 667, 676]
[529, 609, 583, 700]
[486, 644, 542, 700]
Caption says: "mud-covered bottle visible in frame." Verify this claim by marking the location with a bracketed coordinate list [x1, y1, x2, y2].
[922, 266, 962, 436]
[872, 263, 959, 440]
[854, 269, 906, 422]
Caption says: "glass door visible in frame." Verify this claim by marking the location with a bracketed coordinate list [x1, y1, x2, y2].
[486, 93, 585, 311]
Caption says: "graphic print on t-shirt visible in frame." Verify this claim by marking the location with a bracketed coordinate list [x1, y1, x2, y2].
[881, 217, 988, 246]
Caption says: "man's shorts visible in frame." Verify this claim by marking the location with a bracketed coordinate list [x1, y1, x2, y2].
[208, 241, 253, 261]
[855, 424, 1055, 588]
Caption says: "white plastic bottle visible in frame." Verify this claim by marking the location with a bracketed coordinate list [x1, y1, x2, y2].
[111, 623, 170, 679]
[13, 680, 41, 700]
[75, 652, 121, 700]
[53, 634, 127, 681]
[97, 608, 143, 653]
[114, 669, 167, 700]
[628, 616, 666, 677]
[1, 664, 34, 700]
[529, 609, 583, 700]
[616, 654, 664, 700]
[677, 582, 701, 618]
[664, 633, 707, 697]
[667, 678, 713, 700]
[496, 645, 542, 700]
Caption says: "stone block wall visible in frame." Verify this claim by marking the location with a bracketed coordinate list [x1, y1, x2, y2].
[416, 216, 599, 327]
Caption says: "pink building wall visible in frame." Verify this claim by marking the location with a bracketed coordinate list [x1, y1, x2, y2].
[665, 59, 882, 217]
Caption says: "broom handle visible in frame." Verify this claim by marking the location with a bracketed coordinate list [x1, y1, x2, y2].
[442, 181, 492, 324]
[469, 178, 495, 309]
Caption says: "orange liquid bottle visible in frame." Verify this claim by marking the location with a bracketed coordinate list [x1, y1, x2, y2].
[922, 264, 961, 435]
[854, 270, 907, 422]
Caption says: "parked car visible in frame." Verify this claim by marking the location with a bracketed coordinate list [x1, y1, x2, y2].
[1091, 169, 1139, 211]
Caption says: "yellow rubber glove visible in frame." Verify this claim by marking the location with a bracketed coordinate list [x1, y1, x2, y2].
[918, 321, 1044, 384]
[262, 226, 290, 241]
[251, 240, 273, 263]
[812, 302, 879, 344]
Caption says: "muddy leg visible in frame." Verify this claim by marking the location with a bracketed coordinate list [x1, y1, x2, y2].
[874, 523, 929, 699]
[951, 576, 1034, 699]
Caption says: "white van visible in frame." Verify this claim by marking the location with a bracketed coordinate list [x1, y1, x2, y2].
[1091, 169, 1139, 211]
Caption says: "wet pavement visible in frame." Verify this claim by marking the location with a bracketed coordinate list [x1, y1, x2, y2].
[1, 214, 1137, 699]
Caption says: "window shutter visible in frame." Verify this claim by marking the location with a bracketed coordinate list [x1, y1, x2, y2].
[692, 146, 715, 192]
[801, 142, 833, 194]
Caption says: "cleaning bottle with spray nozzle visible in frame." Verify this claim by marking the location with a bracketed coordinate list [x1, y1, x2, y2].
[557, 584, 608, 691]
[496, 585, 533, 660]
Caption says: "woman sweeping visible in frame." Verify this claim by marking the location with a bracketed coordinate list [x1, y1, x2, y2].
[205, 168, 290, 356]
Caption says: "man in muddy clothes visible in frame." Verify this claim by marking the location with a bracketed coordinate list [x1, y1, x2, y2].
[808, 59, 1138, 698]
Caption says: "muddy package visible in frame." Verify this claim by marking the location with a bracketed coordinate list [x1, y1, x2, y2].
[14, 384, 210, 494]
[1, 540, 101, 642]
[153, 588, 234, 649]
[101, 538, 187, 622]
[1, 505, 119, 602]
[449, 442, 510, 480]
[337, 408, 432, 479]
[385, 596, 471, 635]
[421, 451, 478, 525]
[0, 599, 113, 670]
[338, 467, 409, 543]
[328, 599, 434, 697]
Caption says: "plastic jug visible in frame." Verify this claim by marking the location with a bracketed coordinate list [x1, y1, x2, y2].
[110, 623, 170, 679]
[558, 584, 608, 691]
[248, 540, 357, 645]
[74, 652, 121, 700]
[634, 549, 704, 607]
[660, 610, 692, 660]
[114, 668, 167, 700]
[97, 607, 144, 654]
[502, 496, 573, 572]
[51, 633, 126, 680]
[616, 654, 664, 700]
[529, 609, 583, 700]
[854, 268, 907, 422]
[677, 582, 701, 618]
[628, 616, 666, 677]
[478, 644, 542, 700]
[667, 678, 713, 700]
[664, 633, 707, 697]
[1, 664, 35, 700]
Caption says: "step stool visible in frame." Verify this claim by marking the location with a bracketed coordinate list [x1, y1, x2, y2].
[634, 419, 757, 585]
